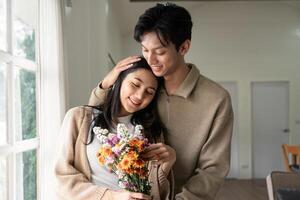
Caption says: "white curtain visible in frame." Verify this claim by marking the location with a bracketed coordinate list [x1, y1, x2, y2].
[39, 0, 67, 199]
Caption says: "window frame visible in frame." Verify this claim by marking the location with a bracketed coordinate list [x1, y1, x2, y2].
[0, 0, 40, 199]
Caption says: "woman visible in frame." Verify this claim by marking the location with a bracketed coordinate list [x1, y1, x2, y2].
[55, 57, 176, 200]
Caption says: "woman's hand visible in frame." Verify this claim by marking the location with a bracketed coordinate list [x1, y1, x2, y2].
[141, 143, 176, 176]
[101, 56, 141, 89]
[108, 190, 151, 200]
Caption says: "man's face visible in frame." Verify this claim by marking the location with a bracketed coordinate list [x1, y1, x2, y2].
[141, 32, 181, 78]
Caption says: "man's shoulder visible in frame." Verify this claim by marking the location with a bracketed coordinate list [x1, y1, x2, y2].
[195, 73, 230, 99]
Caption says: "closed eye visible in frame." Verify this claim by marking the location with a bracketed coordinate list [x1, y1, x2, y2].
[147, 89, 155, 95]
[131, 82, 140, 87]
[156, 51, 165, 55]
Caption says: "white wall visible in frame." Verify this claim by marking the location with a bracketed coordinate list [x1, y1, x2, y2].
[121, 2, 300, 178]
[63, 0, 122, 109]
[107, 0, 122, 67]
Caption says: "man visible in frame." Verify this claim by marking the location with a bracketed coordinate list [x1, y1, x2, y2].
[89, 3, 233, 200]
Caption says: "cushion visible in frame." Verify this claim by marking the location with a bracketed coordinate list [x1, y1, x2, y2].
[276, 188, 300, 200]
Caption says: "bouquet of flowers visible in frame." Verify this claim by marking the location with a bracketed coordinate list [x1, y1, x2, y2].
[93, 124, 152, 195]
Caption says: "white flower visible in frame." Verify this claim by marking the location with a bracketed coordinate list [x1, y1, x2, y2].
[96, 134, 108, 144]
[117, 123, 128, 138]
[116, 170, 125, 177]
[118, 180, 126, 189]
[93, 126, 109, 136]
[102, 143, 112, 148]
[93, 127, 102, 134]
[102, 129, 109, 135]
[134, 125, 143, 135]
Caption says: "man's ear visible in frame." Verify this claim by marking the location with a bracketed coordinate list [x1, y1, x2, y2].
[179, 39, 191, 55]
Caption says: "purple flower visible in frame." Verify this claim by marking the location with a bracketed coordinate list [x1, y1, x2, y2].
[110, 135, 120, 145]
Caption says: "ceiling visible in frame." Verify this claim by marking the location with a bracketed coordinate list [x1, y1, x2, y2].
[110, 0, 205, 36]
[110, 0, 300, 36]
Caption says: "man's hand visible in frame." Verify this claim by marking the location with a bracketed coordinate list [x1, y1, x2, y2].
[101, 56, 141, 89]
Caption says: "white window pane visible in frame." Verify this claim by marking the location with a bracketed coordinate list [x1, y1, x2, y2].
[0, 0, 7, 51]
[13, 0, 37, 61]
[14, 67, 36, 141]
[16, 149, 37, 200]
[0, 63, 6, 145]
[0, 156, 7, 199]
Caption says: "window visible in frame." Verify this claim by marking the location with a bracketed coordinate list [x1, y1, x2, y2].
[0, 0, 39, 199]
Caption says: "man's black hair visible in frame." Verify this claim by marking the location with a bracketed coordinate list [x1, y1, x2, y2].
[134, 3, 193, 51]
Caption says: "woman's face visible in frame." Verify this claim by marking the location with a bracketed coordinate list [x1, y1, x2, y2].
[119, 68, 158, 116]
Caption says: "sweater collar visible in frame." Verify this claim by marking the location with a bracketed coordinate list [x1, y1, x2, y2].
[161, 64, 200, 98]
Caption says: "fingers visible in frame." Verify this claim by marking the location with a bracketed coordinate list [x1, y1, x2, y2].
[130, 192, 151, 200]
[118, 55, 141, 65]
[115, 56, 141, 72]
[142, 143, 175, 162]
[142, 143, 166, 156]
[102, 56, 141, 89]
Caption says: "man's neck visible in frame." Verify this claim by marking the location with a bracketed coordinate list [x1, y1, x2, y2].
[164, 63, 190, 95]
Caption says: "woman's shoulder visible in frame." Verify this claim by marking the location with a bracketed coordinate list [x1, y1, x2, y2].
[64, 106, 97, 122]
[66, 106, 86, 115]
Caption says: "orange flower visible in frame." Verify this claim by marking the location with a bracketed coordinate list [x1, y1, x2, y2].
[119, 157, 131, 170]
[125, 167, 134, 175]
[129, 139, 139, 147]
[126, 151, 138, 160]
[133, 159, 145, 169]
[136, 141, 145, 152]
[101, 146, 112, 157]
[129, 139, 145, 152]
[97, 155, 105, 165]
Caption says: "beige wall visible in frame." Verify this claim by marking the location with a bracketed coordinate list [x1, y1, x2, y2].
[121, 2, 300, 178]
[63, 1, 300, 179]
[63, 0, 122, 108]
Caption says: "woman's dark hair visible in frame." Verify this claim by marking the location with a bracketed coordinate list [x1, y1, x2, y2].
[87, 57, 166, 144]
[134, 2, 193, 51]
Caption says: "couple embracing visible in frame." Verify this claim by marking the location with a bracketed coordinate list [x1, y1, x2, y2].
[55, 3, 233, 200]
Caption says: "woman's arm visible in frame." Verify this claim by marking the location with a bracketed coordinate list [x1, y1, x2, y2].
[143, 141, 176, 200]
[54, 107, 108, 199]
[55, 107, 151, 200]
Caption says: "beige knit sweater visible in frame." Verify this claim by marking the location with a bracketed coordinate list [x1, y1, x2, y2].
[54, 106, 174, 200]
[89, 64, 234, 200]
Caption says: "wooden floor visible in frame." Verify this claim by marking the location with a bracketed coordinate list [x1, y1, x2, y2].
[215, 179, 268, 200]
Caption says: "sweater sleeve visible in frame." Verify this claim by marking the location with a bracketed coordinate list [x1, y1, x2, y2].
[148, 134, 175, 200]
[175, 94, 234, 200]
[54, 107, 108, 200]
[88, 82, 109, 106]
[148, 163, 175, 200]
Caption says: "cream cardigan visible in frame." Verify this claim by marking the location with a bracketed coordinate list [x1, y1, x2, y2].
[54, 106, 174, 200]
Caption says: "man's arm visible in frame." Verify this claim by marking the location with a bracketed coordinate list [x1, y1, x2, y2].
[175, 95, 234, 200]
[88, 82, 109, 106]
